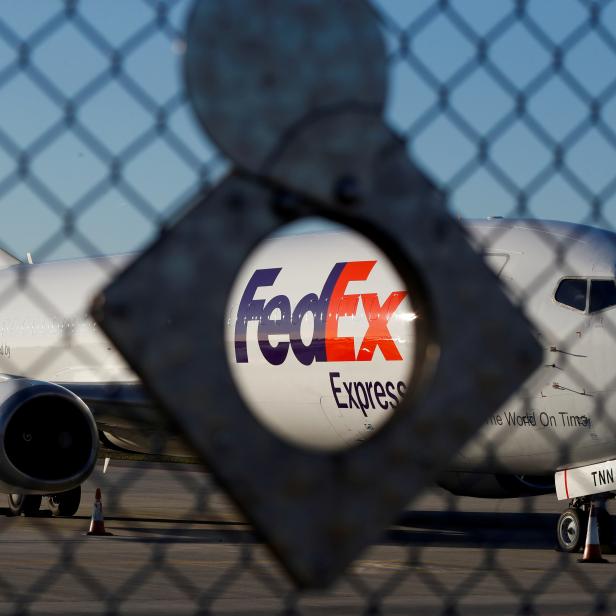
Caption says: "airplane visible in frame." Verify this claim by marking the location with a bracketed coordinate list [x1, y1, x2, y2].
[0, 217, 614, 554]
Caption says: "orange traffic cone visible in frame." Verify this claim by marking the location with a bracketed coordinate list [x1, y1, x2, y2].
[578, 502, 608, 563]
[87, 488, 113, 536]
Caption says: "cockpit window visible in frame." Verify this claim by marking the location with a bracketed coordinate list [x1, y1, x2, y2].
[590, 279, 616, 313]
[555, 278, 587, 311]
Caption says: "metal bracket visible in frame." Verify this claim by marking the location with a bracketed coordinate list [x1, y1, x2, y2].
[92, 0, 542, 588]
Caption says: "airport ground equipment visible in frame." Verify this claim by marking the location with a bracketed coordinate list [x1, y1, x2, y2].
[577, 501, 609, 563]
[86, 488, 112, 536]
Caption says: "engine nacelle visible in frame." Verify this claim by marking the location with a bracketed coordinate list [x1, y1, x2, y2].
[437, 471, 555, 498]
[0, 378, 98, 494]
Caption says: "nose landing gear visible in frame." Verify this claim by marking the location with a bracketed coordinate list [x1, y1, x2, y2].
[557, 503, 588, 552]
[557, 496, 614, 553]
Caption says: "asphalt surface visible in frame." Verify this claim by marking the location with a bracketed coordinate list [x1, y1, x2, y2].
[0, 461, 613, 615]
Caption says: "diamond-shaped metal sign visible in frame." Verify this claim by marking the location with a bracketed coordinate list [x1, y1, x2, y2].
[91, 0, 542, 588]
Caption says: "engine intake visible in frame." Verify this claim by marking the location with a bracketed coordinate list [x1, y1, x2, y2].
[0, 379, 98, 494]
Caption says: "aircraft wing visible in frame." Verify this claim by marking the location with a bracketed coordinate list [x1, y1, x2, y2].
[60, 381, 198, 463]
[60, 382, 169, 431]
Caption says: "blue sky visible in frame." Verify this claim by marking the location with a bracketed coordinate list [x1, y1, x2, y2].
[0, 0, 615, 260]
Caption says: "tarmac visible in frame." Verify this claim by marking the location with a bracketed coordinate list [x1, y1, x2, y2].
[0, 460, 613, 615]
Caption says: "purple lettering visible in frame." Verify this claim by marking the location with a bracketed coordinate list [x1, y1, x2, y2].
[258, 295, 291, 365]
[373, 381, 388, 409]
[344, 381, 358, 409]
[386, 381, 399, 408]
[329, 372, 347, 408]
[235, 268, 281, 363]
[289, 263, 346, 365]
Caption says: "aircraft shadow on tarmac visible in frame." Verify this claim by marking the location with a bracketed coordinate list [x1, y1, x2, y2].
[3, 508, 612, 551]
[100, 511, 563, 548]
[107, 510, 568, 550]
[389, 511, 563, 550]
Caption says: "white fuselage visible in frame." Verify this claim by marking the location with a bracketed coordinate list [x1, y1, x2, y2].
[1, 219, 615, 476]
[0, 255, 135, 384]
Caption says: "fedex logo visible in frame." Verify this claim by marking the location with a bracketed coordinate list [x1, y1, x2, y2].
[234, 260, 407, 365]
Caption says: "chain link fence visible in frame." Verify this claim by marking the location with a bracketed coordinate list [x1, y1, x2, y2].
[0, 0, 615, 613]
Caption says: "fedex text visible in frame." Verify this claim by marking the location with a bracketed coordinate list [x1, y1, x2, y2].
[234, 260, 407, 365]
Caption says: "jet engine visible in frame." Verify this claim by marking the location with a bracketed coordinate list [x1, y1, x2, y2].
[0, 378, 98, 494]
[437, 471, 555, 498]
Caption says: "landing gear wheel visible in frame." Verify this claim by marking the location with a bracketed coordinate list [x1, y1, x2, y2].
[47, 486, 81, 517]
[557, 507, 588, 552]
[7, 494, 42, 517]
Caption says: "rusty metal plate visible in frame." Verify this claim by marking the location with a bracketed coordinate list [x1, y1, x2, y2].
[92, 0, 543, 588]
[185, 0, 386, 174]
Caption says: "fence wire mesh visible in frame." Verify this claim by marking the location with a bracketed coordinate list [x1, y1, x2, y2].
[0, 0, 615, 614]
